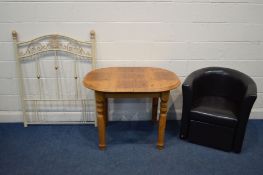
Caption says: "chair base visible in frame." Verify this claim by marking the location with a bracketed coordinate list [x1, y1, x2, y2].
[187, 120, 235, 151]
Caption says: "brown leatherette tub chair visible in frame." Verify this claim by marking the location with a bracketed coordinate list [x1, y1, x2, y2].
[180, 67, 257, 153]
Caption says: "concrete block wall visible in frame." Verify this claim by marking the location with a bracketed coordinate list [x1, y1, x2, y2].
[0, 0, 262, 122]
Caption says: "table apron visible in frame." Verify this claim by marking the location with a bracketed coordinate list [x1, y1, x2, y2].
[103, 92, 164, 98]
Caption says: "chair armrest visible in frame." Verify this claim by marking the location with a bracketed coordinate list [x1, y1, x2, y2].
[180, 69, 205, 138]
[233, 80, 257, 152]
[180, 84, 194, 139]
[239, 77, 257, 119]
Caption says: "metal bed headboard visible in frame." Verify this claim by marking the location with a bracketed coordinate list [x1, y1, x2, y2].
[12, 31, 96, 127]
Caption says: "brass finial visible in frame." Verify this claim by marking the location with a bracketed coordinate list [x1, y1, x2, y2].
[90, 30, 96, 39]
[12, 30, 17, 40]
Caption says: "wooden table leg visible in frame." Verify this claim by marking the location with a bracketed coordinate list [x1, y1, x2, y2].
[157, 91, 170, 150]
[95, 91, 106, 150]
[104, 98, 108, 126]
[152, 97, 159, 123]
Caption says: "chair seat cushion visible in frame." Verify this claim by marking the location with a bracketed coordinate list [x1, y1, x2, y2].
[190, 96, 238, 127]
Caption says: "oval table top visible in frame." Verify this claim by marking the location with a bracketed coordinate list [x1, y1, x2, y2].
[83, 67, 181, 93]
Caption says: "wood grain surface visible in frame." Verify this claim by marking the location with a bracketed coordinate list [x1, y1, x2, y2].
[83, 67, 180, 92]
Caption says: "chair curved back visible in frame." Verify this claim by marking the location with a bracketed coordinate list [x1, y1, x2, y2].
[192, 67, 250, 103]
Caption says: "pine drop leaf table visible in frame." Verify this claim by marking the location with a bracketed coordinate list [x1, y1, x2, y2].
[83, 67, 180, 150]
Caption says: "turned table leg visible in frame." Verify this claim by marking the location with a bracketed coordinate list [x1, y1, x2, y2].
[152, 97, 159, 122]
[157, 91, 170, 150]
[95, 91, 106, 150]
[104, 98, 108, 126]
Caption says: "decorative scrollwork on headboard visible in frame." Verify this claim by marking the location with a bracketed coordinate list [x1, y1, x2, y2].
[16, 34, 93, 59]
